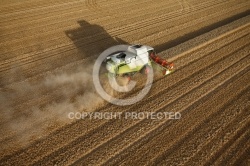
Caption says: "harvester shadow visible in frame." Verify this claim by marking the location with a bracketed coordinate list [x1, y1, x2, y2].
[65, 20, 128, 58]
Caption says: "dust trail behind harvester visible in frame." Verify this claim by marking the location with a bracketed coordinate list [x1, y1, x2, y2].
[0, 63, 104, 155]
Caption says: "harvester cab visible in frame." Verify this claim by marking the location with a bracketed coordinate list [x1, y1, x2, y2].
[105, 45, 153, 77]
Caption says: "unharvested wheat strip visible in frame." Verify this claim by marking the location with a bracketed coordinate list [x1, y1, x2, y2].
[0, 0, 134, 22]
[4, 0, 233, 56]
[0, 0, 218, 40]
[0, 0, 94, 21]
[0, 1, 174, 44]
[0, 0, 145, 28]
[0, 0, 185, 46]
[0, 1, 244, 57]
[31, 1, 248, 59]
[4, 0, 207, 27]
[0, 0, 79, 14]
[0, 0, 117, 11]
[103, 0, 220, 32]
[2, 0, 222, 49]
[86, 0, 230, 43]
[0, 2, 247, 76]
[0, 0, 167, 27]
[25, 0, 236, 32]
[0, 0, 229, 57]
[0, 1, 178, 56]
[0, 0, 239, 67]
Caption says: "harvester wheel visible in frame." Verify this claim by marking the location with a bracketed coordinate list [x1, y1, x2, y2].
[125, 75, 131, 83]
[141, 65, 152, 75]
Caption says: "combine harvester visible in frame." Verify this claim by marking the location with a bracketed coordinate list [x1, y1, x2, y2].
[105, 45, 174, 80]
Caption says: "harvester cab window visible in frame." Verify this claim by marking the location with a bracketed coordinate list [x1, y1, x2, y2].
[133, 45, 142, 48]
[117, 53, 126, 59]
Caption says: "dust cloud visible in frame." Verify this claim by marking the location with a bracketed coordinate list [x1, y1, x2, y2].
[0, 64, 104, 150]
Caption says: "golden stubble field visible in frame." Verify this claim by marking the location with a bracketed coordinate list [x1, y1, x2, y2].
[0, 0, 249, 165]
